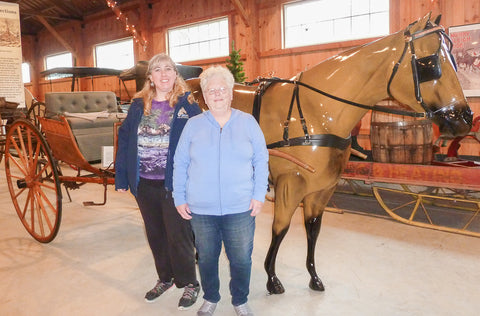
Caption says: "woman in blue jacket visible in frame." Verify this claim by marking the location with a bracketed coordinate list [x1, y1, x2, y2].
[115, 53, 201, 310]
[174, 66, 269, 316]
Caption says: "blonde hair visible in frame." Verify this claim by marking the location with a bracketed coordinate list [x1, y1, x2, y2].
[134, 53, 195, 115]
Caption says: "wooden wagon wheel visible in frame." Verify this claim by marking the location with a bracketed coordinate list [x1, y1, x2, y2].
[372, 184, 480, 238]
[26, 100, 46, 128]
[4, 118, 62, 243]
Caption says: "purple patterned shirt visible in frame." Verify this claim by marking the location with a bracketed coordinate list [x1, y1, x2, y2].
[137, 100, 174, 180]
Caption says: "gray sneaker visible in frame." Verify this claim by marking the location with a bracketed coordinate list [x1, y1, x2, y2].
[234, 303, 254, 316]
[144, 279, 174, 302]
[197, 300, 217, 316]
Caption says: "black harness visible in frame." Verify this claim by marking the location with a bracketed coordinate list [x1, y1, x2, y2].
[248, 24, 454, 151]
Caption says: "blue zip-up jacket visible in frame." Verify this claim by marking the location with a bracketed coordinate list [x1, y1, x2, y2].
[173, 109, 269, 215]
[115, 93, 201, 196]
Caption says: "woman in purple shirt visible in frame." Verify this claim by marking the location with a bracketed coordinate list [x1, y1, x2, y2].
[115, 53, 201, 311]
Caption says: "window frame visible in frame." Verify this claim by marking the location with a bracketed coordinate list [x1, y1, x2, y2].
[44, 52, 73, 80]
[167, 16, 230, 63]
[94, 37, 135, 70]
[282, 0, 390, 49]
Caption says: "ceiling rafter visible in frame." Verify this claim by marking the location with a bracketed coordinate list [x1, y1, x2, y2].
[13, 0, 138, 36]
[46, 0, 83, 18]
[21, 10, 83, 22]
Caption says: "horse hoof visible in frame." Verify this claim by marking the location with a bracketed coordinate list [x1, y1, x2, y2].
[267, 276, 285, 294]
[309, 277, 325, 291]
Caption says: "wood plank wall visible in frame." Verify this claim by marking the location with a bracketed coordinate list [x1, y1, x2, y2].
[22, 0, 480, 156]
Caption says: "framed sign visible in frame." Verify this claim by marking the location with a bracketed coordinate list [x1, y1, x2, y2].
[449, 23, 480, 97]
[0, 1, 24, 107]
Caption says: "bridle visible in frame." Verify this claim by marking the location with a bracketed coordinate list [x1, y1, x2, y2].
[387, 24, 456, 119]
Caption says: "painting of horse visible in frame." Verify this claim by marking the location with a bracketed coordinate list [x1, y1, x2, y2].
[187, 13, 473, 294]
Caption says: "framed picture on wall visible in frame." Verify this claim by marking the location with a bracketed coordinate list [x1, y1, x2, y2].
[449, 23, 480, 97]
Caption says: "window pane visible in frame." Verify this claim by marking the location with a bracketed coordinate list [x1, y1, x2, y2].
[168, 17, 229, 62]
[352, 0, 370, 16]
[331, 0, 351, 19]
[284, 0, 389, 48]
[334, 18, 351, 40]
[352, 15, 370, 36]
[45, 52, 72, 80]
[95, 38, 134, 70]
[22, 62, 30, 83]
[371, 0, 389, 12]
[370, 12, 389, 36]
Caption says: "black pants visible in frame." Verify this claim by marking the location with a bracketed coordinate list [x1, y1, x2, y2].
[136, 178, 198, 288]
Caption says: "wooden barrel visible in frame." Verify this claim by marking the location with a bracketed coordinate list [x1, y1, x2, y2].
[370, 100, 433, 164]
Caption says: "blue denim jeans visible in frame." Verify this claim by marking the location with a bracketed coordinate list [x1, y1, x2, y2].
[191, 211, 255, 306]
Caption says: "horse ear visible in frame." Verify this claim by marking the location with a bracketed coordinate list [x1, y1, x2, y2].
[434, 14, 442, 25]
[407, 12, 432, 33]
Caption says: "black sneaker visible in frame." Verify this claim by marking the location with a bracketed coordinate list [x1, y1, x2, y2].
[178, 283, 200, 310]
[144, 279, 174, 302]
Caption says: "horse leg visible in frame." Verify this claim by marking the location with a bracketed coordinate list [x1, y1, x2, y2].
[265, 173, 306, 294]
[302, 189, 335, 291]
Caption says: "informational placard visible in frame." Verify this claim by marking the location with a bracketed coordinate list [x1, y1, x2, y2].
[0, 1, 24, 107]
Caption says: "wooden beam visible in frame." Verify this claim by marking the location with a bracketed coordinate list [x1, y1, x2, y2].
[35, 15, 78, 60]
[43, 0, 76, 18]
[230, 0, 250, 27]
[22, 11, 82, 22]
[47, 0, 83, 17]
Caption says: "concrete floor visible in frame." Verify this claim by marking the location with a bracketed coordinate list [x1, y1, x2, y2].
[1, 163, 480, 316]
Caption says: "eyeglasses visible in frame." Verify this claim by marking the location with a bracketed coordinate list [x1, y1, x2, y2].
[207, 87, 228, 95]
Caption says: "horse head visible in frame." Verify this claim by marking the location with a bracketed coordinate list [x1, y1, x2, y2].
[387, 13, 473, 137]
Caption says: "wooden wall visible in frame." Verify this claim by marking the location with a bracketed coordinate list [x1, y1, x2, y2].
[22, 0, 480, 156]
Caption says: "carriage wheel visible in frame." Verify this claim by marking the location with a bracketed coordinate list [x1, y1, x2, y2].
[4, 118, 62, 243]
[26, 101, 46, 128]
[372, 184, 480, 238]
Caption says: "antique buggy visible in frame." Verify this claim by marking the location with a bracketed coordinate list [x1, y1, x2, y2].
[2, 65, 202, 243]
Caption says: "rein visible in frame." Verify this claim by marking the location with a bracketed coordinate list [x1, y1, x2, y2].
[248, 77, 426, 119]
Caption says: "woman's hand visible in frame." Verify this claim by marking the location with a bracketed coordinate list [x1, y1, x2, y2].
[249, 199, 264, 217]
[176, 203, 192, 220]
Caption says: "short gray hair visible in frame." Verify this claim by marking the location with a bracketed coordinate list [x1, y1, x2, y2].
[199, 66, 234, 93]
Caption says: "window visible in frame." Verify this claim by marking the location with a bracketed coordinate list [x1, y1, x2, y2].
[283, 0, 389, 48]
[22, 62, 30, 83]
[168, 17, 229, 62]
[95, 38, 134, 70]
[45, 52, 72, 80]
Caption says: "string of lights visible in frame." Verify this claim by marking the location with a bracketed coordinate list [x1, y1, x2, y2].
[105, 0, 147, 51]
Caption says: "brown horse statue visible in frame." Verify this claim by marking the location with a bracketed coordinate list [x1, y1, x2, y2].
[187, 13, 472, 295]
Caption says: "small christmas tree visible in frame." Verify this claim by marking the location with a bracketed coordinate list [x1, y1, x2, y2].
[226, 41, 246, 83]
